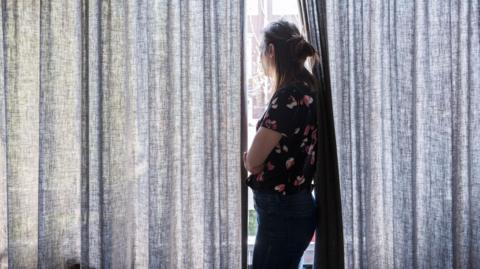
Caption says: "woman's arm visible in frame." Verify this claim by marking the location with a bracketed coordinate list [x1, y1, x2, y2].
[243, 127, 282, 174]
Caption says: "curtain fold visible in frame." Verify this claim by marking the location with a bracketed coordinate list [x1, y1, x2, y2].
[298, 1, 345, 268]
[323, 0, 480, 268]
[0, 0, 243, 268]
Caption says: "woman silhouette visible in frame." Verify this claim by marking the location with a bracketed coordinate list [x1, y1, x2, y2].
[244, 19, 319, 269]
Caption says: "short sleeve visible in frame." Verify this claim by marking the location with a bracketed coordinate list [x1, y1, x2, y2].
[260, 89, 300, 137]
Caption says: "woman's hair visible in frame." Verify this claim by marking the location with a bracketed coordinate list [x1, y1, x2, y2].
[260, 19, 319, 92]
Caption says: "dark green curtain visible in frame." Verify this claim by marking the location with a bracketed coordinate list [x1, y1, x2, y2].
[298, 0, 344, 268]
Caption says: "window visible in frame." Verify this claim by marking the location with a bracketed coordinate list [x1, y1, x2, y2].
[244, 0, 315, 267]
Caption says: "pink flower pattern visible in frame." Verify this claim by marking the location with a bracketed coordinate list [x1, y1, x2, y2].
[267, 161, 275, 171]
[274, 184, 286, 195]
[263, 118, 277, 130]
[293, 175, 305, 186]
[256, 171, 264, 182]
[286, 157, 295, 170]
[301, 95, 314, 106]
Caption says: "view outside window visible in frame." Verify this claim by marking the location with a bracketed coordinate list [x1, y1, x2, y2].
[245, 0, 315, 267]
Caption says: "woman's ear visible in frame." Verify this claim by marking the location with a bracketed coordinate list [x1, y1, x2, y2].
[267, 43, 275, 58]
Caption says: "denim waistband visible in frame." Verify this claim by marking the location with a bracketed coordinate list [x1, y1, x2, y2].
[253, 187, 312, 201]
[253, 188, 316, 217]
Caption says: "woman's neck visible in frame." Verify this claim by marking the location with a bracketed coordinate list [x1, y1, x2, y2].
[269, 72, 278, 96]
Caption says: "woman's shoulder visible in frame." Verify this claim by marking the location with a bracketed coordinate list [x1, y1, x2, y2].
[275, 81, 315, 100]
[269, 82, 315, 113]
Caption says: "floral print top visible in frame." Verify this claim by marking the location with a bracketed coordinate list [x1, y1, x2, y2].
[246, 81, 318, 195]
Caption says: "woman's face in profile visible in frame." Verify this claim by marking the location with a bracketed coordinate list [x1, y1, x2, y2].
[259, 40, 274, 77]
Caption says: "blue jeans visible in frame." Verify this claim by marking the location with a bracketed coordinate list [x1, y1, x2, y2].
[251, 189, 317, 269]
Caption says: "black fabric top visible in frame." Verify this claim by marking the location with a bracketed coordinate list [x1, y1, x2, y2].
[246, 81, 318, 195]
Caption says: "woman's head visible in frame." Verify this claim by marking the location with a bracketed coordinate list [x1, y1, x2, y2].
[260, 19, 319, 91]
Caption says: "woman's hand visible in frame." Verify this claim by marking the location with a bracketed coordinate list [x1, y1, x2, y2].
[243, 152, 265, 174]
[243, 127, 282, 175]
[244, 127, 282, 169]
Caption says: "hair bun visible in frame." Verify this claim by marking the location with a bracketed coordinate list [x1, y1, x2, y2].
[287, 35, 316, 61]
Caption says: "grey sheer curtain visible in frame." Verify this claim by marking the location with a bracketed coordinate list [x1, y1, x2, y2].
[325, 0, 480, 268]
[0, 0, 243, 268]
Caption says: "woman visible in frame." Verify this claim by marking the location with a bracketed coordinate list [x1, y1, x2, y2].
[243, 19, 319, 269]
